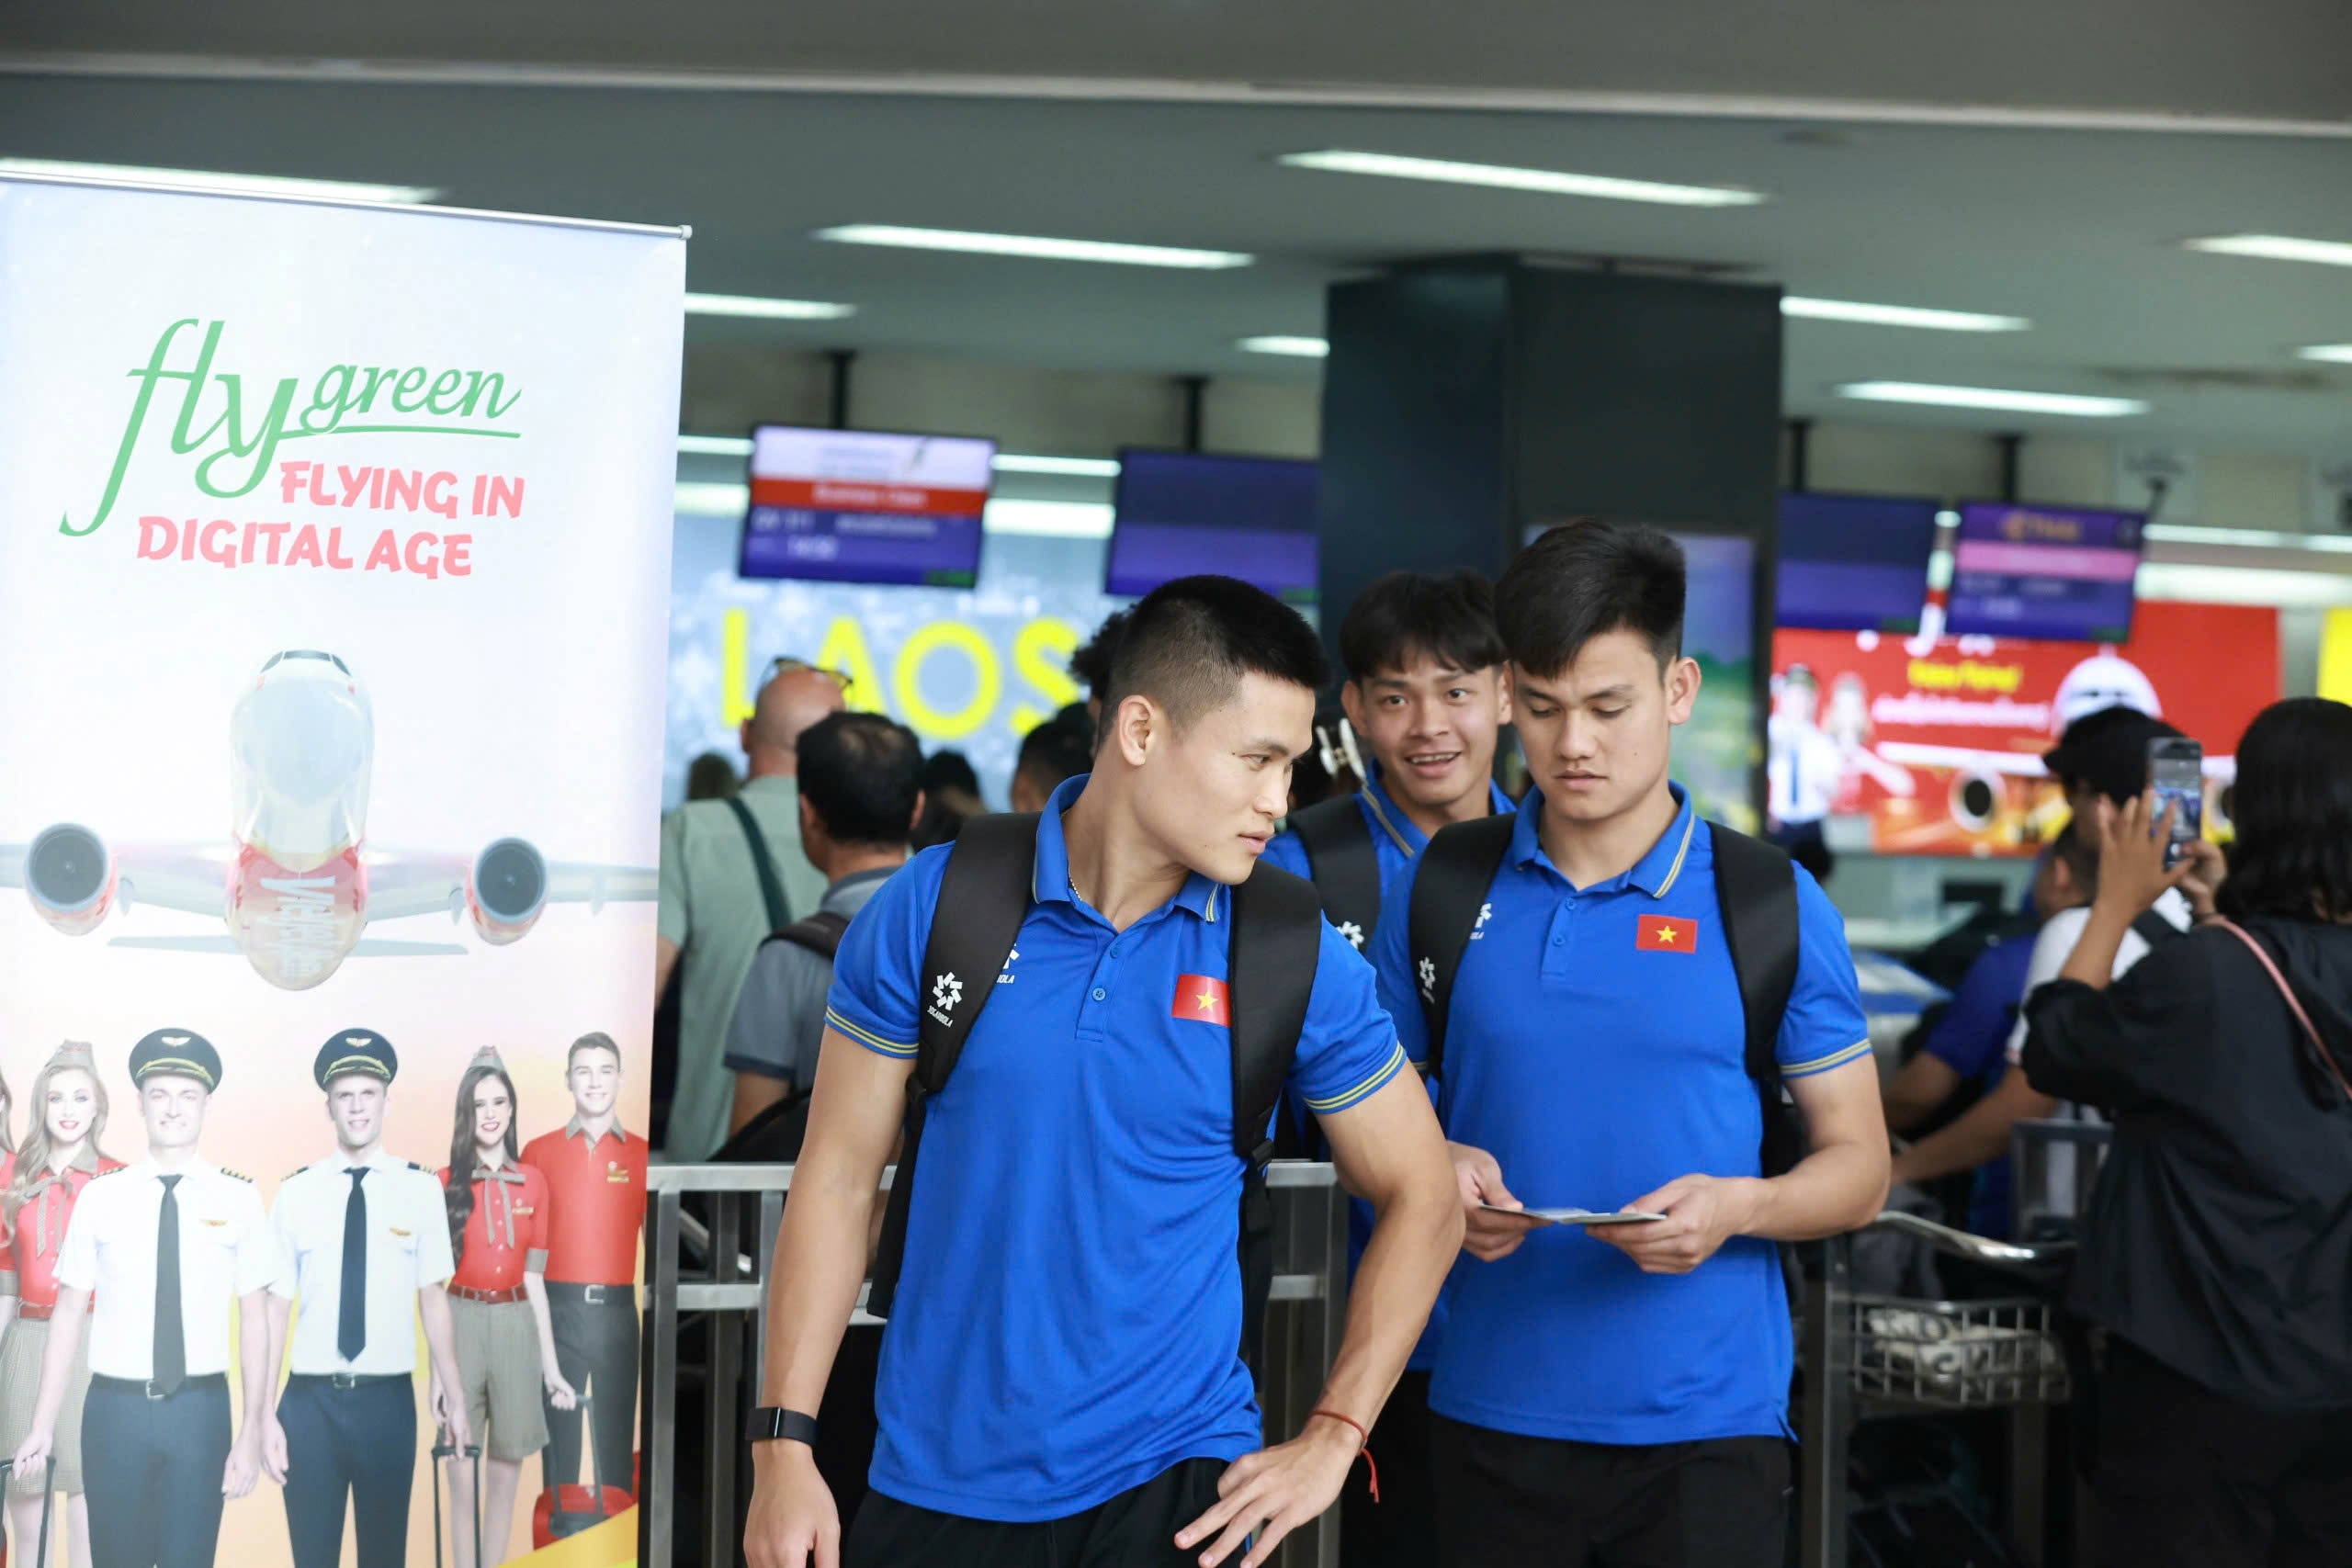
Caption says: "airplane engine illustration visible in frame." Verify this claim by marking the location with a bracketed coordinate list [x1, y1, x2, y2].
[21, 824, 114, 936]
[468, 838, 548, 945]
[1949, 769, 2004, 834]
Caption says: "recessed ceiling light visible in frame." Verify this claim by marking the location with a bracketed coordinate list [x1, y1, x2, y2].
[2296, 344, 2352, 364]
[2184, 233, 2352, 268]
[1238, 336, 1331, 358]
[1837, 382, 2147, 418]
[684, 292, 855, 321]
[992, 455, 1122, 478]
[1278, 150, 1765, 209]
[1783, 297, 2030, 333]
[816, 224, 1251, 270]
[0, 158, 439, 205]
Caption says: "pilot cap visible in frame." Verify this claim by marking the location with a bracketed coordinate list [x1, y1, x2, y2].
[314, 1030, 398, 1089]
[130, 1029, 222, 1091]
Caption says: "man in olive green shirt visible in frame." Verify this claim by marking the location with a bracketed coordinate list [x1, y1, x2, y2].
[657, 667, 843, 1160]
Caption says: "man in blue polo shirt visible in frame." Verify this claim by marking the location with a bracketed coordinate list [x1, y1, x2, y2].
[1371, 520, 1888, 1568]
[1262, 566, 1511, 1568]
[743, 575, 1463, 1568]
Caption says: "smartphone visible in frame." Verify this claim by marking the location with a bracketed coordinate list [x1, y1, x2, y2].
[2148, 737, 2204, 869]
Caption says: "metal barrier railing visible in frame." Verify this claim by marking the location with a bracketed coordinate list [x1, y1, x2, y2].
[644, 1161, 1349, 1568]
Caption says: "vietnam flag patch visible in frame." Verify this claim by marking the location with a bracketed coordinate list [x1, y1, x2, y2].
[1636, 914, 1698, 953]
[1172, 974, 1231, 1025]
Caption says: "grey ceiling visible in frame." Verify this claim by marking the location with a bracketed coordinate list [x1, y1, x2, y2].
[4, 3, 2349, 456]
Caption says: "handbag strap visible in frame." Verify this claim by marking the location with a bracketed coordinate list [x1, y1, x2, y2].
[2211, 918, 2352, 1104]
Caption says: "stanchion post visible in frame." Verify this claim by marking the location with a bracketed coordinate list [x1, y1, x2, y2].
[1798, 1236, 1849, 1568]
[648, 1184, 684, 1568]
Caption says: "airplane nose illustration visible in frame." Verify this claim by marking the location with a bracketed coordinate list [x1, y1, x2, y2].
[232, 656, 373, 867]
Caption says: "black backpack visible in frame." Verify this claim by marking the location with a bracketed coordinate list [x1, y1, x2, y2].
[1407, 814, 1808, 1176]
[864, 812, 1326, 1385]
[713, 910, 854, 1166]
[1286, 795, 1383, 953]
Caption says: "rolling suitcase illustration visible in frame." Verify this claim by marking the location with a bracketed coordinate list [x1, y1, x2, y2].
[532, 1391, 633, 1548]
[0, 1459, 56, 1568]
[430, 1427, 481, 1568]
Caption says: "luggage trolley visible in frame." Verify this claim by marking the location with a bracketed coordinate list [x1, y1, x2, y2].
[1796, 1212, 2078, 1568]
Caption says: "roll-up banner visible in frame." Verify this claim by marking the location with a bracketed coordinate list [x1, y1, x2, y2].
[0, 174, 681, 1567]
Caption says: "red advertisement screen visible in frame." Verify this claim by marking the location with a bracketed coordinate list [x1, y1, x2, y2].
[1770, 601, 2280, 856]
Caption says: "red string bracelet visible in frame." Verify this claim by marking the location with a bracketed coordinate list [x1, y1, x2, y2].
[1308, 1409, 1379, 1503]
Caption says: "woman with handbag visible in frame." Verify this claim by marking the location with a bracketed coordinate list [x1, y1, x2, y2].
[2021, 696, 2352, 1568]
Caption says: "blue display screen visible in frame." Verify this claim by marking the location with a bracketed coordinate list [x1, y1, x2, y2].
[1107, 450, 1320, 604]
[1774, 492, 1939, 635]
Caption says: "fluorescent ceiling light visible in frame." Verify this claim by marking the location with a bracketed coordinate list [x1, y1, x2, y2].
[2185, 233, 2352, 267]
[1837, 381, 2147, 418]
[1239, 335, 1331, 358]
[1278, 150, 1765, 209]
[677, 434, 755, 457]
[2148, 523, 2352, 556]
[2297, 344, 2352, 364]
[816, 224, 1251, 270]
[992, 455, 1121, 478]
[1783, 297, 2030, 333]
[684, 292, 854, 321]
[674, 481, 751, 516]
[984, 500, 1114, 539]
[0, 158, 439, 205]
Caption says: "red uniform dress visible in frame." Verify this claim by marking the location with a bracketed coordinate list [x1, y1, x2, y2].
[520, 1120, 646, 1498]
[435, 1157, 555, 1463]
[0, 1146, 126, 1494]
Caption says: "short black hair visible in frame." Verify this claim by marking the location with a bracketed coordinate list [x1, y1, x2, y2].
[1338, 570, 1507, 683]
[1497, 518, 1685, 677]
[2042, 705, 2184, 808]
[2048, 819, 2099, 895]
[799, 712, 923, 848]
[917, 749, 980, 799]
[1069, 609, 1134, 700]
[1100, 575, 1331, 731]
[1016, 712, 1094, 794]
[2217, 697, 2352, 924]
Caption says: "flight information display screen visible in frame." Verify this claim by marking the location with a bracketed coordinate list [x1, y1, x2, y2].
[740, 426, 996, 587]
[1946, 502, 2144, 642]
[1775, 492, 1939, 635]
[1106, 450, 1319, 604]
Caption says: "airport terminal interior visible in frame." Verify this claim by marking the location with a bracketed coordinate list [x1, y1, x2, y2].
[5, 5, 2352, 1567]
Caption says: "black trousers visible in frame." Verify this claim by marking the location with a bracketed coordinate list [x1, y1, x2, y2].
[277, 1374, 417, 1568]
[543, 1285, 639, 1495]
[1430, 1414, 1791, 1568]
[83, 1374, 232, 1568]
[846, 1458, 1226, 1568]
[1340, 1370, 1436, 1568]
[2092, 1337, 2352, 1568]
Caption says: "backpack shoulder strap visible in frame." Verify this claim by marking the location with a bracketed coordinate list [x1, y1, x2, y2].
[722, 795, 792, 931]
[1226, 864, 1325, 1164]
[1287, 795, 1382, 952]
[1707, 821, 1804, 1174]
[867, 812, 1036, 1319]
[1407, 813, 1519, 1081]
[769, 908, 852, 963]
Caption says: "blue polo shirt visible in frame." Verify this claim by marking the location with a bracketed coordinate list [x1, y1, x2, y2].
[1265, 767, 1514, 1372]
[1920, 932, 2036, 1238]
[825, 774, 1408, 1521]
[1370, 784, 1870, 1447]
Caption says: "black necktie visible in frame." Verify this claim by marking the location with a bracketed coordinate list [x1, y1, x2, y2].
[153, 1175, 185, 1395]
[338, 1168, 368, 1362]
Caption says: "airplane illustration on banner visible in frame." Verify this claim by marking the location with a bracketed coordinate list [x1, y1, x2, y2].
[0, 649, 657, 991]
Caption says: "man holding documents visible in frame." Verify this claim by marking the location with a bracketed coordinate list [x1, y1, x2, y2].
[1372, 520, 1888, 1568]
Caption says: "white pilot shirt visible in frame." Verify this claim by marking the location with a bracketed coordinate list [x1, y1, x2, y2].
[269, 1148, 456, 1377]
[53, 1160, 282, 1382]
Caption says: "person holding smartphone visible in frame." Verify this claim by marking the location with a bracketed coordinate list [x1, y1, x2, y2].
[2020, 697, 2352, 1566]
[1890, 705, 2197, 1211]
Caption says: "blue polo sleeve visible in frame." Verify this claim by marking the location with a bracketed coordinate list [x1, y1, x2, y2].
[1286, 920, 1408, 1118]
[1775, 866, 1873, 1078]
[822, 847, 951, 1060]
[1368, 862, 1431, 1071]
[1259, 829, 1310, 881]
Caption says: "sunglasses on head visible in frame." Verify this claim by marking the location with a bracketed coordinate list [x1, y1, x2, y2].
[767, 656, 854, 691]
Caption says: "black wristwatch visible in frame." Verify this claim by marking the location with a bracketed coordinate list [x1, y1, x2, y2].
[745, 1407, 820, 1446]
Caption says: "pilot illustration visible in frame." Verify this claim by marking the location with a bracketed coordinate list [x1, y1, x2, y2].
[14, 1030, 282, 1568]
[264, 1031, 469, 1568]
